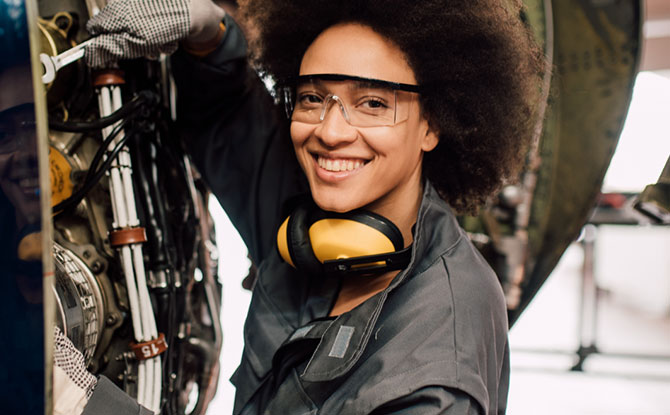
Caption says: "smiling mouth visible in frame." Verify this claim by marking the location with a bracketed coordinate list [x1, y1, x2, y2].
[315, 155, 368, 172]
[18, 177, 40, 188]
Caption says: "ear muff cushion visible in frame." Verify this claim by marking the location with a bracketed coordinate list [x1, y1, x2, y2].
[286, 201, 323, 275]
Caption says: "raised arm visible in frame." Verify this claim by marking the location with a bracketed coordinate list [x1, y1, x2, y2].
[84, 0, 306, 262]
[171, 14, 306, 263]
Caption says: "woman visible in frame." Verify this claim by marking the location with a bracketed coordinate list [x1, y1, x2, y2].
[77, 0, 542, 413]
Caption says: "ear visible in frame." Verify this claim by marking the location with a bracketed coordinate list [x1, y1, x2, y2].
[421, 123, 439, 153]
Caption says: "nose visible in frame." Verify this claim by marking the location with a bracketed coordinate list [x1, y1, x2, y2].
[314, 97, 357, 147]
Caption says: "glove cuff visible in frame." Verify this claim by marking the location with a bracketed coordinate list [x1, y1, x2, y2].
[53, 327, 98, 398]
[183, 21, 226, 57]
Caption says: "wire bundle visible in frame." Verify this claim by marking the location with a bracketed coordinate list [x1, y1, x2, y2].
[96, 84, 162, 413]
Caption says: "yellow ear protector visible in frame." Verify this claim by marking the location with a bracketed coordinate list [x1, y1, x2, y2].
[277, 200, 412, 277]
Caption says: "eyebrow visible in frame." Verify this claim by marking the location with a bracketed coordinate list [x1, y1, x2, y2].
[290, 74, 422, 93]
[350, 80, 391, 91]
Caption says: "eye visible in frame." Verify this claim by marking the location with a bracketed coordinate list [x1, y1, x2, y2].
[296, 92, 324, 108]
[303, 94, 323, 104]
[0, 128, 14, 153]
[356, 96, 392, 115]
[361, 98, 388, 109]
[0, 124, 13, 144]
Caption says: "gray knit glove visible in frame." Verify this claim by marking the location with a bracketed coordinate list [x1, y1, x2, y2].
[85, 0, 225, 68]
[53, 326, 98, 415]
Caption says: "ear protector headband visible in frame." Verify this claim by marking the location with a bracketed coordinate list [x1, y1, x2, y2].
[276, 200, 412, 277]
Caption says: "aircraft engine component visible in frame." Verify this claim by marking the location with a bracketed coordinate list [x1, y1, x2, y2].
[38, 0, 223, 413]
[53, 241, 104, 363]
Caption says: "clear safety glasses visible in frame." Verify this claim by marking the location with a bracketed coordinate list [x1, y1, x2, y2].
[0, 103, 36, 154]
[281, 74, 421, 128]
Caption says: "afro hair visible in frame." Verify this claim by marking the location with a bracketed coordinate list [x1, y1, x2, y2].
[238, 0, 545, 212]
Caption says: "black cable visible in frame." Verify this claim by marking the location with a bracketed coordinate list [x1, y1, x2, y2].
[51, 122, 126, 214]
[48, 91, 156, 132]
[54, 132, 131, 213]
[84, 120, 128, 184]
[53, 131, 135, 214]
[51, 90, 159, 214]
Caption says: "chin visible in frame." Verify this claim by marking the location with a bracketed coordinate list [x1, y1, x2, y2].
[313, 198, 353, 213]
[311, 190, 364, 214]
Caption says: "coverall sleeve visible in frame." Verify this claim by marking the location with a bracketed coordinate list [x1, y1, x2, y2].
[171, 14, 306, 263]
[368, 386, 483, 415]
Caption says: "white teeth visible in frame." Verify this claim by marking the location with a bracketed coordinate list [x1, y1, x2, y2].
[19, 178, 39, 188]
[317, 156, 365, 172]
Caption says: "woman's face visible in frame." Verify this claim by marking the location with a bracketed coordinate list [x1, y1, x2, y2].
[290, 23, 438, 219]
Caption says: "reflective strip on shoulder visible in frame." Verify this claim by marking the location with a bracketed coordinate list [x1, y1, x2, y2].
[328, 325, 355, 359]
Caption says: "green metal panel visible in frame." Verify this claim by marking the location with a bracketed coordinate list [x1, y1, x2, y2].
[462, 0, 641, 325]
[514, 0, 641, 324]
